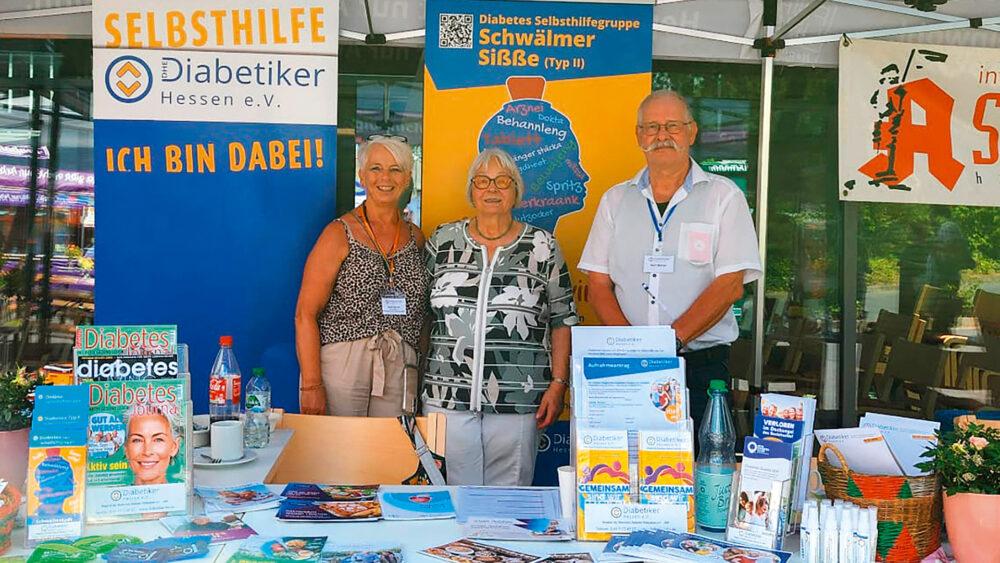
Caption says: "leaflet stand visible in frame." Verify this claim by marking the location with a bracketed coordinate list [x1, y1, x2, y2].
[569, 326, 696, 541]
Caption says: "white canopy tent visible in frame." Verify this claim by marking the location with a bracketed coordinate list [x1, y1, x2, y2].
[6, 0, 1000, 420]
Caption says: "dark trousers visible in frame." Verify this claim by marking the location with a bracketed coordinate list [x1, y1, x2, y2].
[682, 345, 733, 454]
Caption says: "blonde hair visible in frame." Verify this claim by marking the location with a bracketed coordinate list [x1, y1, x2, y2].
[357, 137, 414, 176]
[466, 148, 525, 207]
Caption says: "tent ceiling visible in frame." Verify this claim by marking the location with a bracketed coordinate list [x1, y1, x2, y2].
[3, 0, 1000, 67]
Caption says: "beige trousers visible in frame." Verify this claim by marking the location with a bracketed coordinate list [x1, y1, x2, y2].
[319, 330, 418, 417]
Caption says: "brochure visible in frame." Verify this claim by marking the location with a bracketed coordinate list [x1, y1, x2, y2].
[606, 529, 792, 563]
[463, 517, 573, 541]
[160, 514, 257, 543]
[320, 546, 402, 563]
[74, 326, 180, 383]
[196, 484, 281, 515]
[377, 489, 455, 520]
[638, 430, 695, 533]
[104, 536, 210, 563]
[420, 539, 539, 563]
[454, 487, 561, 523]
[228, 537, 329, 563]
[598, 535, 641, 563]
[85, 379, 191, 523]
[860, 413, 939, 476]
[754, 394, 816, 528]
[576, 429, 630, 542]
[814, 427, 904, 476]
[726, 438, 794, 550]
[275, 500, 382, 522]
[280, 483, 378, 502]
[26, 385, 89, 546]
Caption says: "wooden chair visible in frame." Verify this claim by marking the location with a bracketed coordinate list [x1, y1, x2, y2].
[861, 338, 947, 420]
[914, 284, 963, 337]
[265, 414, 446, 485]
[973, 289, 1000, 339]
[958, 334, 1000, 393]
[874, 309, 925, 343]
[857, 332, 886, 404]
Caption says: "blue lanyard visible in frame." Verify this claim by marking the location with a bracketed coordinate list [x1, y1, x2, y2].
[646, 199, 677, 242]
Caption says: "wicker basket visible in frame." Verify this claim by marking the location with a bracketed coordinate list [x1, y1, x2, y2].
[0, 484, 21, 556]
[817, 443, 942, 563]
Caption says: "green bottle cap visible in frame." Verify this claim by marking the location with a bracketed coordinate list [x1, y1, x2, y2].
[708, 379, 728, 392]
[252, 367, 265, 377]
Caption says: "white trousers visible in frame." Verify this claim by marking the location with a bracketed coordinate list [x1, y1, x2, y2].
[423, 405, 539, 486]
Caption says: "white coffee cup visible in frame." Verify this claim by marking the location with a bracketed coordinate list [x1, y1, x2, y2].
[210, 420, 244, 461]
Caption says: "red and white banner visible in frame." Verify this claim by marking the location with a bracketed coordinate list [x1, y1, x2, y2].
[840, 39, 1000, 207]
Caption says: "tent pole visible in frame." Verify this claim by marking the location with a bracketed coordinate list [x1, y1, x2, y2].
[753, 0, 777, 391]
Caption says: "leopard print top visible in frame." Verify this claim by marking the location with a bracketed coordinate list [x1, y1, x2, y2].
[318, 218, 428, 348]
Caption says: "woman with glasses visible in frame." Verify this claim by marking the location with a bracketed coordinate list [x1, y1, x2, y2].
[295, 136, 427, 417]
[422, 147, 578, 486]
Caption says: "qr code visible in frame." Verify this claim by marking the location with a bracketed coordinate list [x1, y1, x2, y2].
[439, 13, 473, 49]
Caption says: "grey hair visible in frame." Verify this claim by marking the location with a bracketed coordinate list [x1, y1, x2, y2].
[356, 137, 414, 176]
[124, 401, 183, 440]
[637, 90, 694, 124]
[466, 148, 525, 207]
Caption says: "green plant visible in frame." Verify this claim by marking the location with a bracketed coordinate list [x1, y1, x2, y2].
[0, 366, 45, 431]
[918, 423, 1000, 495]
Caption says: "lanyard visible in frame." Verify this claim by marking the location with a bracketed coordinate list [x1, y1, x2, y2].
[358, 203, 402, 279]
[646, 199, 677, 242]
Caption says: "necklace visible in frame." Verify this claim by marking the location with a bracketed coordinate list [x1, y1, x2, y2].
[472, 217, 515, 242]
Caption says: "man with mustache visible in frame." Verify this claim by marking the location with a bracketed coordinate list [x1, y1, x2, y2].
[579, 90, 761, 433]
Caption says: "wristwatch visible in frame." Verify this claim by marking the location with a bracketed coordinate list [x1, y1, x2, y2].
[675, 337, 685, 354]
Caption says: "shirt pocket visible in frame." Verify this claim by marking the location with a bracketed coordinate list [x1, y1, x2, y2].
[678, 222, 717, 267]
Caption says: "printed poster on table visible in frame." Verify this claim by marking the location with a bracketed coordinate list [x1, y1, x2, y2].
[840, 38, 1000, 206]
[91, 1, 339, 414]
[423, 1, 652, 485]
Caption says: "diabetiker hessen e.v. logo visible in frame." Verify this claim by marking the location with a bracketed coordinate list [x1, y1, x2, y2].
[105, 55, 153, 103]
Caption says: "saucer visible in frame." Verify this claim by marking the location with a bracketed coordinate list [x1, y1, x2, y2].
[193, 447, 257, 468]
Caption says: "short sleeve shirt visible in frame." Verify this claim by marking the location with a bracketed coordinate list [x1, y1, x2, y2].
[578, 159, 762, 350]
[423, 220, 579, 414]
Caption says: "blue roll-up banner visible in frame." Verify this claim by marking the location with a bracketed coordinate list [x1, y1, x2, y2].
[92, 2, 338, 413]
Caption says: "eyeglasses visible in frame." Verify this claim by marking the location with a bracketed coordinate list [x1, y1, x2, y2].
[471, 175, 515, 191]
[638, 121, 692, 135]
[367, 133, 408, 142]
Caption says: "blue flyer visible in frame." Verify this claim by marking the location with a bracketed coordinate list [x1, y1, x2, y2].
[377, 490, 454, 520]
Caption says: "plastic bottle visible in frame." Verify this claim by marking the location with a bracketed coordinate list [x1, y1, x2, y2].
[854, 505, 871, 563]
[694, 379, 736, 532]
[821, 504, 840, 563]
[244, 367, 271, 448]
[208, 335, 241, 423]
[839, 504, 856, 562]
[800, 500, 819, 563]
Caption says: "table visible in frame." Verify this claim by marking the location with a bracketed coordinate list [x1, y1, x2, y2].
[5, 427, 805, 562]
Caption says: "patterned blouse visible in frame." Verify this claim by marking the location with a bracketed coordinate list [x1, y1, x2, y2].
[423, 220, 579, 414]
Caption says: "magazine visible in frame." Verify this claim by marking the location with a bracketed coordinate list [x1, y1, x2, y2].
[280, 483, 378, 502]
[420, 539, 538, 563]
[160, 514, 257, 543]
[228, 537, 329, 563]
[85, 379, 191, 523]
[74, 326, 180, 383]
[320, 546, 402, 563]
[275, 500, 382, 522]
[377, 489, 454, 520]
[196, 484, 281, 514]
[26, 385, 90, 546]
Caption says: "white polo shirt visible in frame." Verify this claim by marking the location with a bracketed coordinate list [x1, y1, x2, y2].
[578, 159, 762, 351]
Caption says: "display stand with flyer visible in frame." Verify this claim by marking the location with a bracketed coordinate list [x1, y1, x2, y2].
[570, 326, 694, 541]
[74, 325, 193, 524]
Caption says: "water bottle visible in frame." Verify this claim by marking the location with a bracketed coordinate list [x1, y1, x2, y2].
[244, 367, 271, 448]
[208, 335, 241, 423]
[694, 379, 737, 532]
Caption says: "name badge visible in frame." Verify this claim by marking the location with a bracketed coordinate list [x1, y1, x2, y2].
[644, 255, 675, 274]
[381, 288, 407, 316]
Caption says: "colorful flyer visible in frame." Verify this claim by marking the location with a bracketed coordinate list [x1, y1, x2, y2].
[195, 484, 280, 514]
[85, 379, 190, 522]
[26, 385, 90, 546]
[229, 537, 329, 563]
[576, 429, 630, 541]
[160, 514, 258, 543]
[320, 546, 402, 563]
[377, 489, 455, 520]
[638, 430, 695, 533]
[275, 500, 382, 522]
[420, 539, 538, 563]
[279, 483, 377, 502]
[463, 517, 572, 541]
